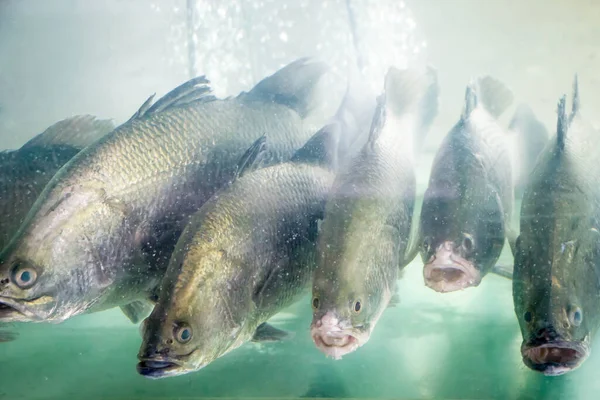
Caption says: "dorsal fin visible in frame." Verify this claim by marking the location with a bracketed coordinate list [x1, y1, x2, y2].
[291, 122, 341, 171]
[126, 76, 215, 123]
[232, 135, 267, 182]
[462, 84, 478, 121]
[556, 95, 568, 151]
[241, 58, 330, 118]
[570, 74, 580, 121]
[22, 115, 114, 149]
[366, 94, 386, 150]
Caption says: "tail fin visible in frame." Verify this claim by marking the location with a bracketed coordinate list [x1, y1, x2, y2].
[378, 66, 439, 151]
[384, 66, 439, 124]
[243, 58, 330, 118]
[332, 64, 377, 164]
[471, 76, 514, 118]
[23, 115, 114, 150]
[508, 104, 550, 195]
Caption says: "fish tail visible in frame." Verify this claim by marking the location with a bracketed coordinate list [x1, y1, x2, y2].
[333, 64, 377, 162]
[383, 65, 439, 130]
[471, 76, 514, 118]
[245, 58, 330, 119]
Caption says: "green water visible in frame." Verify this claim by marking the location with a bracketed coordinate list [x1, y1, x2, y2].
[1, 244, 596, 400]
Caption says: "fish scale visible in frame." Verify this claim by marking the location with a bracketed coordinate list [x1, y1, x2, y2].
[0, 58, 335, 324]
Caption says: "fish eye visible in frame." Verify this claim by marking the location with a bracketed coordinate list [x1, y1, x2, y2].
[523, 311, 532, 323]
[312, 297, 319, 310]
[11, 263, 38, 289]
[174, 324, 193, 343]
[461, 233, 474, 253]
[569, 307, 583, 327]
[353, 300, 362, 313]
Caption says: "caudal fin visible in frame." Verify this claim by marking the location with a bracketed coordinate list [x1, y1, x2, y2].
[384, 66, 439, 126]
[471, 76, 514, 118]
[243, 58, 330, 119]
[332, 64, 377, 164]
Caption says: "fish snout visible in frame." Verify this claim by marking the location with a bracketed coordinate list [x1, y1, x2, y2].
[534, 327, 560, 342]
[318, 311, 339, 327]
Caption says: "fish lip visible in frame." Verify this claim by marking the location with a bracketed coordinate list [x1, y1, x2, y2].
[423, 252, 481, 293]
[136, 358, 183, 379]
[310, 324, 362, 360]
[0, 296, 39, 322]
[521, 341, 589, 376]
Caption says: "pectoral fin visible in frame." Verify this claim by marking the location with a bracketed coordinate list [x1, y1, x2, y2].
[251, 323, 294, 342]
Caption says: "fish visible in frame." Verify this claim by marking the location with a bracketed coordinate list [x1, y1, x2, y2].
[310, 66, 439, 360]
[0, 115, 114, 251]
[0, 58, 339, 325]
[508, 104, 550, 198]
[419, 76, 515, 293]
[137, 118, 347, 378]
[513, 77, 600, 376]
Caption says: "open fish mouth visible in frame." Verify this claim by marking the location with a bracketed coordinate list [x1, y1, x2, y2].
[0, 296, 54, 322]
[522, 341, 589, 376]
[310, 318, 364, 360]
[137, 359, 184, 379]
[423, 248, 481, 292]
[0, 298, 30, 322]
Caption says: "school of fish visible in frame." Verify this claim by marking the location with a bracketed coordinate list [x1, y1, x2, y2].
[0, 57, 595, 378]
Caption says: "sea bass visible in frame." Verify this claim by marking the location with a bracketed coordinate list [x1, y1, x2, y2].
[419, 76, 515, 293]
[137, 120, 346, 378]
[513, 78, 600, 376]
[0, 115, 114, 251]
[0, 58, 339, 324]
[310, 66, 439, 360]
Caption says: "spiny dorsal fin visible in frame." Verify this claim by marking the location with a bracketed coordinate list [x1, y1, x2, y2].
[241, 58, 330, 118]
[366, 94, 386, 150]
[127, 76, 214, 123]
[23, 115, 114, 149]
[556, 95, 568, 151]
[232, 135, 267, 182]
[290, 122, 340, 171]
[570, 74, 580, 121]
[462, 84, 478, 120]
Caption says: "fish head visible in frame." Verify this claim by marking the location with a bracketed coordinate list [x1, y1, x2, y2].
[310, 231, 397, 360]
[420, 180, 505, 292]
[0, 186, 130, 322]
[138, 248, 250, 379]
[514, 214, 600, 376]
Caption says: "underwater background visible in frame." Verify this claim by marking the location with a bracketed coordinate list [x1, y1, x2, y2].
[2, 0, 600, 399]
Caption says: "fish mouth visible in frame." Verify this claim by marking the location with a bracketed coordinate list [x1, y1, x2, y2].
[137, 359, 184, 379]
[423, 247, 481, 293]
[310, 316, 365, 360]
[521, 341, 589, 376]
[0, 297, 34, 322]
